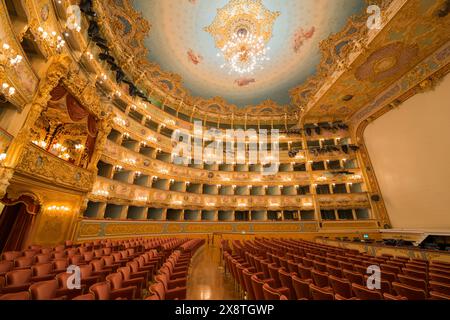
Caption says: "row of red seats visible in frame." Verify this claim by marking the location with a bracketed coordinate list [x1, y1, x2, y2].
[146, 239, 205, 300]
[224, 238, 450, 300]
[0, 237, 199, 300]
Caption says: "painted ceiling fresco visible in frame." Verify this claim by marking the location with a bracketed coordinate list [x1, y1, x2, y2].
[132, 0, 365, 108]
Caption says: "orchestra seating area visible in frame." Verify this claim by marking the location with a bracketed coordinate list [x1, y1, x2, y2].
[222, 238, 450, 300]
[0, 237, 204, 300]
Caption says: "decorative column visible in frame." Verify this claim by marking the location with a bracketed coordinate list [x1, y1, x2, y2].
[87, 117, 113, 174]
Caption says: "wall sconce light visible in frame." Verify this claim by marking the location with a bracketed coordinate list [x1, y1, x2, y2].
[47, 205, 70, 212]
[1, 43, 23, 68]
[269, 203, 280, 207]
[114, 117, 126, 126]
[93, 189, 109, 197]
[1, 82, 16, 97]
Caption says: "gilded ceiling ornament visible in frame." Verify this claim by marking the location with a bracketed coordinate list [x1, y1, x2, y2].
[205, 0, 279, 74]
[205, 0, 280, 50]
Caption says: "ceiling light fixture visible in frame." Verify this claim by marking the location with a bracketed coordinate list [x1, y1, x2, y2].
[206, 0, 279, 75]
[218, 32, 270, 75]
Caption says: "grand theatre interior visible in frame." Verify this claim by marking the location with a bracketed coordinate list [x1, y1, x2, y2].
[0, 0, 449, 303]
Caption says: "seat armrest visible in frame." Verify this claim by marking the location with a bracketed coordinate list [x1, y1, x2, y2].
[274, 286, 290, 297]
[262, 278, 276, 287]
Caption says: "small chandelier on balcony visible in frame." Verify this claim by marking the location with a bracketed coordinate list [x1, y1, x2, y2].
[0, 43, 23, 68]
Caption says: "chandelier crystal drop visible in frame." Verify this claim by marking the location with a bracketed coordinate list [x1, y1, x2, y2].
[218, 31, 271, 75]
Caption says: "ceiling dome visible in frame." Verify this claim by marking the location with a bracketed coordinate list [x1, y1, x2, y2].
[133, 0, 365, 108]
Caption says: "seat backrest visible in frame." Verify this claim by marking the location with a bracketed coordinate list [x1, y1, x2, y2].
[29, 280, 58, 300]
[35, 254, 51, 264]
[0, 291, 30, 300]
[127, 261, 140, 273]
[429, 280, 450, 295]
[329, 275, 352, 299]
[52, 251, 65, 259]
[106, 272, 123, 290]
[90, 259, 104, 272]
[393, 282, 427, 300]
[242, 269, 257, 300]
[102, 255, 114, 267]
[310, 283, 334, 300]
[79, 265, 93, 278]
[72, 293, 95, 300]
[298, 265, 312, 280]
[55, 272, 72, 290]
[14, 256, 34, 268]
[53, 258, 68, 270]
[0, 260, 13, 274]
[292, 275, 311, 300]
[311, 269, 329, 288]
[430, 291, 450, 300]
[250, 274, 265, 300]
[83, 251, 94, 262]
[343, 269, 364, 285]
[149, 281, 165, 300]
[339, 261, 353, 271]
[23, 250, 37, 258]
[398, 274, 427, 291]
[89, 281, 111, 300]
[118, 266, 132, 280]
[267, 264, 282, 287]
[262, 283, 283, 300]
[313, 261, 327, 272]
[381, 270, 397, 283]
[326, 264, 342, 277]
[69, 255, 84, 265]
[94, 249, 103, 258]
[383, 293, 407, 300]
[2, 251, 22, 261]
[352, 283, 383, 300]
[429, 273, 450, 284]
[403, 268, 426, 279]
[6, 269, 32, 285]
[32, 262, 53, 276]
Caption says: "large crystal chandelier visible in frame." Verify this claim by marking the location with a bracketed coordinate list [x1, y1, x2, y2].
[206, 0, 279, 75]
[218, 29, 271, 74]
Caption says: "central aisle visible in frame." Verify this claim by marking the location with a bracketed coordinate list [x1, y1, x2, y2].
[186, 243, 240, 300]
